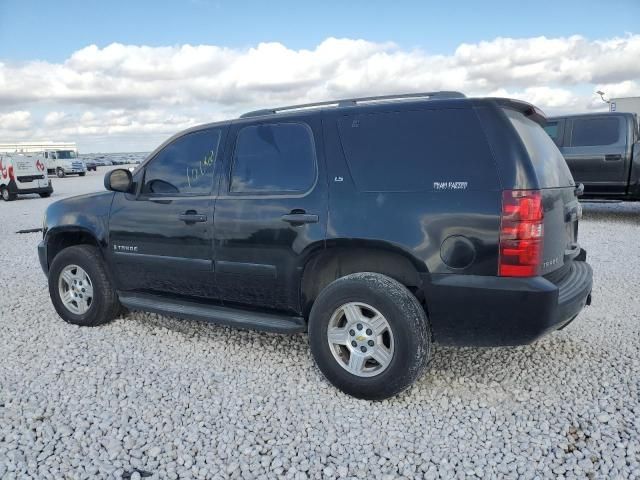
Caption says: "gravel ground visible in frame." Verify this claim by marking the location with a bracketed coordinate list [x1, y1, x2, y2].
[1, 169, 639, 479]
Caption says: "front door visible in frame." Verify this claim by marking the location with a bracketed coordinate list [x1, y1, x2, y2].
[213, 118, 327, 314]
[108, 126, 227, 299]
[562, 115, 628, 195]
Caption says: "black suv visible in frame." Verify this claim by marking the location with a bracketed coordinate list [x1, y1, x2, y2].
[38, 92, 593, 399]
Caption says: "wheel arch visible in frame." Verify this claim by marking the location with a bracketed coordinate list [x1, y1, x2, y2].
[46, 227, 103, 268]
[300, 241, 427, 317]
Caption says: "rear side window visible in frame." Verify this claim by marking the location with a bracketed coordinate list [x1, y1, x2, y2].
[337, 109, 498, 192]
[543, 121, 561, 145]
[143, 128, 221, 195]
[231, 123, 316, 193]
[504, 109, 574, 188]
[570, 117, 621, 147]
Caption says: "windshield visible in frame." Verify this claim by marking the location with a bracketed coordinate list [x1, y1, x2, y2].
[55, 150, 77, 159]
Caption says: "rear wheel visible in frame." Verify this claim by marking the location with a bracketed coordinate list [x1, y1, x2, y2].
[56, 168, 65, 178]
[39, 192, 51, 198]
[48, 245, 120, 327]
[1, 187, 16, 201]
[308, 272, 432, 400]
[79, 172, 86, 177]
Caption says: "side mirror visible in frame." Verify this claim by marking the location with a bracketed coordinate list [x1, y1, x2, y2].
[104, 169, 134, 193]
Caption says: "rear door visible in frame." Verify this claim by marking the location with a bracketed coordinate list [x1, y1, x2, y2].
[213, 118, 327, 314]
[503, 108, 580, 276]
[12, 156, 48, 190]
[562, 115, 628, 195]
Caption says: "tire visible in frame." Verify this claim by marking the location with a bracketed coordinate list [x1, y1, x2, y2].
[39, 192, 51, 198]
[1, 186, 16, 201]
[48, 245, 120, 327]
[79, 172, 86, 177]
[308, 272, 432, 400]
[56, 168, 65, 178]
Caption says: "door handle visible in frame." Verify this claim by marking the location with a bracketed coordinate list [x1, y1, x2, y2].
[604, 154, 622, 161]
[281, 212, 319, 225]
[178, 211, 207, 223]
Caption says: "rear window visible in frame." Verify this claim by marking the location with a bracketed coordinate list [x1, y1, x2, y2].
[570, 116, 621, 147]
[504, 109, 574, 188]
[337, 108, 498, 192]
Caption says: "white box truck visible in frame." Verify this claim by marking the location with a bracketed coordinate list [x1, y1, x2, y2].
[0, 153, 53, 201]
[40, 149, 87, 177]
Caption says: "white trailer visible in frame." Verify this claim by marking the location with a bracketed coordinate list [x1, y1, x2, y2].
[0, 141, 78, 154]
[610, 96, 640, 118]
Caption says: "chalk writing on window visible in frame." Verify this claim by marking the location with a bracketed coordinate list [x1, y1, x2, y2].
[186, 149, 216, 189]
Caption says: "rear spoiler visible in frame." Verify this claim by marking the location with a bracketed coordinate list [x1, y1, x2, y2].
[491, 98, 548, 126]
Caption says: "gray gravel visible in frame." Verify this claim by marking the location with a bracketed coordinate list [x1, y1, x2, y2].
[1, 170, 639, 479]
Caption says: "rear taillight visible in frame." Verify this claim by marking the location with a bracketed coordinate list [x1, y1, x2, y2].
[8, 165, 14, 181]
[499, 190, 544, 277]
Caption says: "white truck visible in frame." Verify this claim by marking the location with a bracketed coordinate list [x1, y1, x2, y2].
[0, 153, 53, 201]
[40, 149, 87, 177]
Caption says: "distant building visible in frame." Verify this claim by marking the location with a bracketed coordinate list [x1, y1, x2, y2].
[0, 141, 78, 153]
[609, 96, 640, 118]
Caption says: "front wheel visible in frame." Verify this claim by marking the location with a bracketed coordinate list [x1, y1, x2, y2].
[39, 192, 51, 198]
[56, 168, 65, 178]
[308, 272, 432, 400]
[48, 245, 121, 326]
[79, 172, 86, 177]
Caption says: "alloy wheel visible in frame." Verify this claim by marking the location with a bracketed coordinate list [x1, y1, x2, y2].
[326, 302, 394, 377]
[58, 264, 94, 315]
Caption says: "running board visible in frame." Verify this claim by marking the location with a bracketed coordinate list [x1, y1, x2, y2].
[118, 292, 306, 334]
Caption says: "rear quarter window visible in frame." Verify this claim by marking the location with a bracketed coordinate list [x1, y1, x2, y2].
[570, 116, 621, 147]
[337, 108, 498, 192]
[504, 108, 574, 188]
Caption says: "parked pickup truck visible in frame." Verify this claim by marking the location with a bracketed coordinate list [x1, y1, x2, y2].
[545, 112, 640, 200]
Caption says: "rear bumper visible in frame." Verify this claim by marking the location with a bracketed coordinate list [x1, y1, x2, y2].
[423, 258, 593, 346]
[8, 180, 53, 195]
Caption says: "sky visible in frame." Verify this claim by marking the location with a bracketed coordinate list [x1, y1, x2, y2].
[1, 0, 639, 152]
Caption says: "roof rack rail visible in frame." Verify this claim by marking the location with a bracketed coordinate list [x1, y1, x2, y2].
[240, 91, 465, 118]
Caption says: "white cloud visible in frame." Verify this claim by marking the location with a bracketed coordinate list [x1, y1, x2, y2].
[0, 111, 31, 130]
[595, 80, 640, 99]
[0, 34, 638, 151]
[43, 111, 68, 126]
